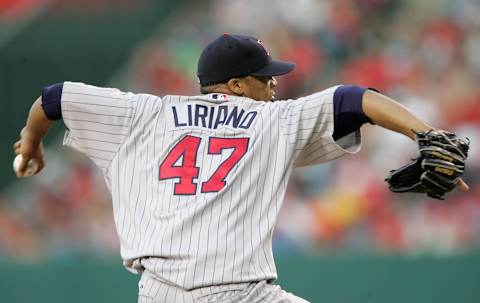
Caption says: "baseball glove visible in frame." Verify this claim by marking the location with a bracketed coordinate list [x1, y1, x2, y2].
[385, 130, 470, 200]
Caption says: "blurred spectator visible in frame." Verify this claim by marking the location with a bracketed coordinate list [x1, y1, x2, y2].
[0, 0, 43, 21]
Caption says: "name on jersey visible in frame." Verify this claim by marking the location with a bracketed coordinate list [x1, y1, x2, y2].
[172, 104, 257, 129]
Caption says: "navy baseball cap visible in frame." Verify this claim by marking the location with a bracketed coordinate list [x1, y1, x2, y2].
[197, 34, 295, 86]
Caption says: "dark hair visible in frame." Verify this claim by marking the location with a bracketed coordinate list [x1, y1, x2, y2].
[199, 83, 226, 94]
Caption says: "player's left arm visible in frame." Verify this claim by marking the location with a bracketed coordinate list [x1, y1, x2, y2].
[14, 81, 145, 177]
[361, 89, 469, 191]
[13, 97, 52, 176]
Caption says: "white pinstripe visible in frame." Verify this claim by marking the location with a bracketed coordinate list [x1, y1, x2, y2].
[60, 82, 360, 300]
[138, 269, 310, 303]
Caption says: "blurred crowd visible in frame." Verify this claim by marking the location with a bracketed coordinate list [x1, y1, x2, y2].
[1, 0, 480, 261]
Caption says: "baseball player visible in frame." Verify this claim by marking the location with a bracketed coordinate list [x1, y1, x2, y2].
[13, 34, 469, 302]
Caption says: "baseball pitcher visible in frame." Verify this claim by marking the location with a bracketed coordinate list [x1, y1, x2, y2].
[13, 34, 469, 302]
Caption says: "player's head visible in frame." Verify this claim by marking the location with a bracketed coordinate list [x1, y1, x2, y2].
[197, 34, 295, 102]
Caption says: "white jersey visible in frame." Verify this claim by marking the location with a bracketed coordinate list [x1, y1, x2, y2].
[60, 81, 361, 289]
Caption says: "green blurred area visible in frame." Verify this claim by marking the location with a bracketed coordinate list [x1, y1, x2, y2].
[1, 254, 479, 302]
[0, 0, 184, 189]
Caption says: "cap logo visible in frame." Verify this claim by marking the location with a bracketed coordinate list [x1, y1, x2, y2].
[257, 39, 270, 56]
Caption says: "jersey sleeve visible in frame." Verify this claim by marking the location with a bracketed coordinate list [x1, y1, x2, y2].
[279, 85, 362, 167]
[59, 81, 138, 170]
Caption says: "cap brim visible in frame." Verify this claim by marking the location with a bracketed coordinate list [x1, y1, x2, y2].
[250, 60, 295, 77]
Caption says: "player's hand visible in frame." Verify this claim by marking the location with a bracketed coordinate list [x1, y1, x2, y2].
[13, 127, 45, 177]
[457, 178, 469, 192]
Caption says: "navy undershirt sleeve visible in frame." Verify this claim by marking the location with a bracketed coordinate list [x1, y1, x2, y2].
[41, 83, 64, 120]
[332, 85, 373, 140]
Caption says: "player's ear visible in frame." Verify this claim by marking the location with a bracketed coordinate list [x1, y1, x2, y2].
[226, 78, 244, 95]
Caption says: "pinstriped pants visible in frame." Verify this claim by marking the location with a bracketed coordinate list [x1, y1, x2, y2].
[138, 270, 310, 303]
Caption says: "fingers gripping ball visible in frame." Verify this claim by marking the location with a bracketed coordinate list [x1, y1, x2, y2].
[385, 130, 470, 200]
[13, 155, 38, 177]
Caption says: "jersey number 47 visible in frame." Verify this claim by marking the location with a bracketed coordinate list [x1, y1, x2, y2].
[159, 135, 249, 195]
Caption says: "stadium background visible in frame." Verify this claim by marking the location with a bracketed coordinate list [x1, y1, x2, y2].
[1, 0, 479, 302]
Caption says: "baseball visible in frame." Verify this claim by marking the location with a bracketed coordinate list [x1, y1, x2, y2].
[13, 155, 37, 177]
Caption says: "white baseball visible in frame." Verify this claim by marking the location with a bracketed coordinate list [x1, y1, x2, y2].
[13, 155, 37, 177]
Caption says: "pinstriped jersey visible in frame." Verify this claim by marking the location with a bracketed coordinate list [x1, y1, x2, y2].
[60, 81, 361, 289]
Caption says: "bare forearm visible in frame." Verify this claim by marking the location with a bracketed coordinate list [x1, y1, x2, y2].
[24, 97, 54, 143]
[362, 90, 433, 139]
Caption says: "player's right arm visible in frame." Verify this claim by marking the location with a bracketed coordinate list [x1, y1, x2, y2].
[361, 89, 432, 139]
[280, 85, 469, 191]
[280, 85, 368, 167]
[360, 89, 469, 191]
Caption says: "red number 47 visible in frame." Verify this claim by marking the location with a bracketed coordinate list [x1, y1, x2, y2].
[159, 135, 249, 195]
